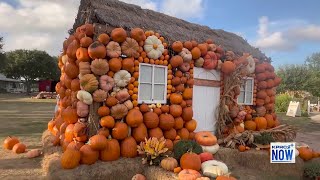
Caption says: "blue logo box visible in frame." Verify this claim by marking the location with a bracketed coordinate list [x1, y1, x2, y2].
[270, 142, 296, 163]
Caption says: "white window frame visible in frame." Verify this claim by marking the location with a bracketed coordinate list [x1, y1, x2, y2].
[237, 77, 254, 105]
[138, 63, 167, 104]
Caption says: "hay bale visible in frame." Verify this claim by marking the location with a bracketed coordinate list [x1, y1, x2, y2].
[144, 166, 176, 180]
[215, 147, 304, 177]
[41, 130, 61, 155]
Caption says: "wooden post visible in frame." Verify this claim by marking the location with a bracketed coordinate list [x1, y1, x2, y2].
[307, 100, 310, 115]
[87, 102, 101, 138]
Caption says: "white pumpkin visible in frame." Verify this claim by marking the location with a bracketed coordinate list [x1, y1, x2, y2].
[77, 90, 93, 105]
[144, 35, 164, 59]
[201, 144, 220, 154]
[201, 160, 228, 178]
[295, 148, 299, 157]
[179, 48, 192, 62]
[216, 60, 223, 70]
[246, 55, 255, 74]
[113, 70, 131, 87]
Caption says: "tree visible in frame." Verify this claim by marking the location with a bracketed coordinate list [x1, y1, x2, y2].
[306, 52, 320, 70]
[0, 37, 7, 71]
[2, 50, 60, 94]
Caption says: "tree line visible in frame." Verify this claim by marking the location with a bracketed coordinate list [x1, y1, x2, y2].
[0, 36, 60, 94]
[276, 53, 320, 97]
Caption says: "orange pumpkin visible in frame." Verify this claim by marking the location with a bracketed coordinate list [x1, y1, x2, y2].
[184, 41, 193, 50]
[238, 145, 246, 152]
[198, 43, 208, 56]
[97, 128, 110, 137]
[172, 41, 183, 53]
[122, 58, 135, 73]
[61, 149, 81, 169]
[177, 128, 190, 140]
[100, 116, 115, 128]
[111, 28, 127, 43]
[195, 131, 217, 146]
[62, 107, 78, 124]
[185, 119, 197, 132]
[98, 33, 110, 45]
[79, 24, 94, 36]
[106, 96, 119, 107]
[109, 58, 122, 72]
[174, 117, 184, 130]
[139, 103, 150, 113]
[132, 123, 148, 142]
[153, 108, 162, 115]
[100, 138, 120, 161]
[170, 93, 183, 104]
[88, 41, 107, 59]
[159, 114, 175, 130]
[89, 135, 107, 151]
[130, 28, 146, 42]
[65, 62, 79, 79]
[79, 144, 99, 165]
[178, 169, 201, 180]
[191, 47, 201, 60]
[98, 105, 110, 117]
[76, 47, 90, 62]
[254, 117, 267, 130]
[180, 152, 201, 171]
[170, 55, 184, 68]
[120, 136, 137, 158]
[182, 107, 193, 121]
[148, 127, 164, 139]
[244, 120, 256, 131]
[298, 147, 313, 161]
[165, 139, 174, 151]
[161, 105, 170, 113]
[67, 141, 84, 151]
[143, 111, 159, 129]
[170, 105, 183, 117]
[112, 122, 129, 140]
[12, 143, 26, 154]
[80, 36, 93, 48]
[164, 128, 177, 141]
[221, 61, 236, 75]
[182, 88, 193, 100]
[216, 175, 238, 180]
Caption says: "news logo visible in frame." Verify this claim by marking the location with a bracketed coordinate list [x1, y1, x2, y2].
[270, 142, 295, 163]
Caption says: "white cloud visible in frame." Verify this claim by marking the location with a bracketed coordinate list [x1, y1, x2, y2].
[0, 0, 80, 55]
[254, 16, 320, 52]
[161, 0, 204, 19]
[119, 0, 157, 10]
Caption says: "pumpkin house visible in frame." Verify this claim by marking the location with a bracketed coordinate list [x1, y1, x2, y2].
[47, 0, 298, 175]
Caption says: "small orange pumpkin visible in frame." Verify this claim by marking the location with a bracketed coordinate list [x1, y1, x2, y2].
[195, 131, 217, 146]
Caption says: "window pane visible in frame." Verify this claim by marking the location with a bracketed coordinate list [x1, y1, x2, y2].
[140, 65, 152, 83]
[245, 92, 253, 104]
[246, 79, 253, 91]
[139, 83, 152, 101]
[238, 92, 245, 103]
[154, 67, 165, 84]
[154, 84, 165, 101]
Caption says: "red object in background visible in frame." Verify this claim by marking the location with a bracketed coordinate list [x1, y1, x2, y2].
[38, 80, 52, 92]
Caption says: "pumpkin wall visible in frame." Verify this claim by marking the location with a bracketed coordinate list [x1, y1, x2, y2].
[50, 23, 281, 166]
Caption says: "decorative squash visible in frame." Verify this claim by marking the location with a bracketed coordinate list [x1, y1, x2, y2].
[179, 48, 193, 62]
[132, 123, 148, 142]
[256, 106, 266, 117]
[77, 101, 89, 117]
[182, 107, 193, 121]
[90, 59, 109, 75]
[61, 149, 81, 169]
[88, 41, 107, 59]
[107, 41, 121, 58]
[143, 111, 159, 128]
[195, 131, 217, 146]
[65, 62, 79, 79]
[114, 70, 131, 87]
[100, 116, 115, 128]
[124, 100, 134, 110]
[12, 143, 26, 154]
[80, 74, 99, 93]
[121, 136, 137, 158]
[254, 117, 267, 130]
[26, 149, 41, 159]
[194, 57, 204, 67]
[115, 89, 130, 103]
[111, 27, 127, 43]
[191, 47, 201, 60]
[170, 55, 184, 68]
[170, 105, 183, 117]
[164, 128, 177, 141]
[170, 93, 183, 104]
[79, 144, 99, 165]
[111, 104, 128, 120]
[80, 36, 93, 48]
[148, 127, 164, 139]
[179, 62, 190, 72]
[130, 28, 146, 42]
[180, 152, 201, 171]
[99, 75, 114, 92]
[201, 144, 220, 154]
[3, 136, 20, 150]
[126, 109, 143, 127]
[62, 107, 78, 124]
[121, 38, 139, 58]
[100, 138, 120, 161]
[79, 62, 91, 75]
[203, 51, 218, 69]
[93, 89, 107, 102]
[178, 169, 201, 180]
[106, 96, 118, 107]
[77, 90, 93, 105]
[159, 114, 175, 130]
[144, 35, 164, 59]
[161, 157, 178, 171]
[89, 135, 107, 151]
[201, 160, 229, 178]
[112, 122, 129, 140]
[199, 152, 214, 163]
[122, 58, 134, 73]
[76, 47, 90, 62]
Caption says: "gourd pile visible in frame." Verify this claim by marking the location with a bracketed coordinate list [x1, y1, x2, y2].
[50, 23, 235, 169]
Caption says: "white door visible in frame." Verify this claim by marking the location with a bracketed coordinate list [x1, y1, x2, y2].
[192, 67, 220, 135]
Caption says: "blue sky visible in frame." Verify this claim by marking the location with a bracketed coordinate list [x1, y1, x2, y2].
[0, 0, 319, 67]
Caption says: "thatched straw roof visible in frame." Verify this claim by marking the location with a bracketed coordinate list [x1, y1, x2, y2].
[73, 0, 268, 60]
